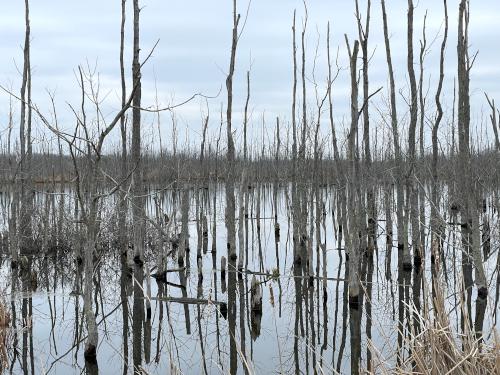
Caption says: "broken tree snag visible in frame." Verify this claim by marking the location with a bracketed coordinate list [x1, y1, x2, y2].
[224, 0, 239, 267]
[485, 93, 500, 151]
[131, 0, 144, 265]
[250, 275, 262, 312]
[345, 32, 362, 308]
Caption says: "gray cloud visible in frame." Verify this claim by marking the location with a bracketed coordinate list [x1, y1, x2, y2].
[1, 0, 499, 154]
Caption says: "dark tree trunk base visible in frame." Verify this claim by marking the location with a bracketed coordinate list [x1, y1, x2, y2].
[402, 262, 412, 272]
[133, 255, 144, 267]
[478, 286, 488, 299]
[219, 302, 228, 319]
[349, 295, 360, 310]
[413, 255, 422, 272]
[84, 344, 97, 364]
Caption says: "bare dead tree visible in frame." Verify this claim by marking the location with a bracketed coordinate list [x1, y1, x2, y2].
[355, 0, 375, 257]
[225, 0, 239, 262]
[31, 65, 135, 364]
[238, 69, 251, 272]
[485, 94, 500, 151]
[326, 22, 340, 164]
[431, 0, 448, 283]
[225, 2, 240, 374]
[18, 0, 33, 261]
[345, 34, 361, 306]
[119, 0, 129, 256]
[457, 0, 488, 339]
[407, 0, 420, 269]
[381, 0, 409, 268]
[417, 10, 428, 263]
[345, 32, 362, 374]
[243, 70, 250, 162]
[291, 10, 301, 265]
[178, 188, 189, 266]
[7, 87, 19, 266]
[299, 2, 308, 162]
[298, 2, 309, 271]
[131, 0, 144, 265]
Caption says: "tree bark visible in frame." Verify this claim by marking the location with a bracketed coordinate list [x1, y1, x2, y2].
[132, 0, 144, 264]
[119, 0, 129, 256]
[381, 0, 409, 268]
[345, 35, 361, 307]
[457, 0, 488, 338]
[407, 0, 420, 269]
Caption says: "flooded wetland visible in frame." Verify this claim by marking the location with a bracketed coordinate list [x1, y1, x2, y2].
[1, 0, 500, 374]
[1, 182, 499, 374]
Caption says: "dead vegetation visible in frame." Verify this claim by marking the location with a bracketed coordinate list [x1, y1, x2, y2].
[371, 275, 500, 375]
[0, 299, 10, 371]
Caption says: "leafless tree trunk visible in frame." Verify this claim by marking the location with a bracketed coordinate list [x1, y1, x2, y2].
[8, 94, 19, 265]
[179, 188, 189, 266]
[485, 94, 500, 151]
[19, 0, 33, 258]
[238, 173, 246, 271]
[243, 70, 250, 161]
[291, 10, 301, 265]
[225, 0, 239, 262]
[132, 0, 144, 265]
[407, 0, 420, 269]
[381, 0, 409, 268]
[298, 4, 308, 271]
[119, 0, 129, 256]
[225, 2, 240, 374]
[327, 24, 349, 287]
[355, 0, 375, 256]
[238, 69, 251, 271]
[346, 32, 363, 370]
[200, 110, 209, 182]
[327, 22, 340, 164]
[345, 35, 361, 309]
[457, 0, 488, 338]
[431, 0, 448, 283]
[130, 4, 145, 370]
[418, 11, 427, 265]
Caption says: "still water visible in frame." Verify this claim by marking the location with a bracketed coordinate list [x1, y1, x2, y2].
[1, 184, 498, 374]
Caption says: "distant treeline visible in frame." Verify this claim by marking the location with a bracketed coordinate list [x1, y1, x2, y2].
[0, 148, 498, 187]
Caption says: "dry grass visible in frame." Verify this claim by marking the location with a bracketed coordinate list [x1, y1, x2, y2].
[0, 299, 10, 371]
[370, 275, 500, 375]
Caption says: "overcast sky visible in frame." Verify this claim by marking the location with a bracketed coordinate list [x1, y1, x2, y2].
[1, 0, 499, 155]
